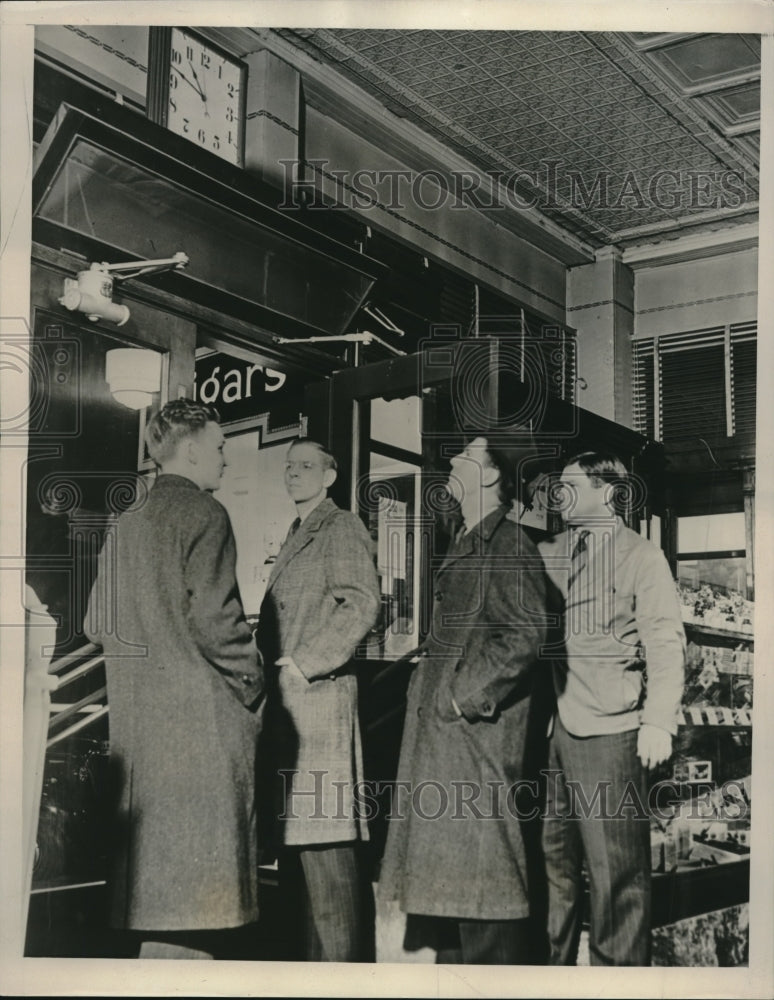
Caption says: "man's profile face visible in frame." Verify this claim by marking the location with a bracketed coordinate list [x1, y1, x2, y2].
[192, 421, 227, 492]
[284, 442, 335, 504]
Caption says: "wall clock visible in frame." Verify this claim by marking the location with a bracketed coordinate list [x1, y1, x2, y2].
[147, 27, 246, 166]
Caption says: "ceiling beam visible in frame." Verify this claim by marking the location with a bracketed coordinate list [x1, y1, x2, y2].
[621, 220, 758, 268]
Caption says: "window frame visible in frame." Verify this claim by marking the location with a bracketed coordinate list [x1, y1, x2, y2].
[633, 323, 756, 443]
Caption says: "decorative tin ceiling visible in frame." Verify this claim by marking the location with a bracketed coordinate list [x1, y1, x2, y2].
[275, 29, 760, 249]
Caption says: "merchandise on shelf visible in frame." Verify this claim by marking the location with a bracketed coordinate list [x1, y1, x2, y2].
[680, 642, 753, 715]
[673, 759, 712, 783]
[678, 583, 754, 635]
[650, 775, 751, 872]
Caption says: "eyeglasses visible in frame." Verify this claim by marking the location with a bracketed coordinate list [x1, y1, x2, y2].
[285, 460, 322, 471]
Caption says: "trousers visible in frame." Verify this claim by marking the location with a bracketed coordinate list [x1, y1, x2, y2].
[280, 842, 371, 962]
[542, 716, 651, 966]
[434, 917, 533, 965]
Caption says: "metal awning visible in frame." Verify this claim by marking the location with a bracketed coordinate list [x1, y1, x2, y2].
[33, 100, 388, 340]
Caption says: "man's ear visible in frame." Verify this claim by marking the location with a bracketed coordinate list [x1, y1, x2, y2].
[186, 437, 199, 465]
[323, 467, 337, 490]
[481, 463, 500, 490]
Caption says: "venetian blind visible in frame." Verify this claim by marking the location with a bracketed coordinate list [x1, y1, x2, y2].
[633, 324, 757, 443]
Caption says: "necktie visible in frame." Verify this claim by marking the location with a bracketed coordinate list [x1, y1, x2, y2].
[288, 517, 301, 538]
[567, 529, 590, 593]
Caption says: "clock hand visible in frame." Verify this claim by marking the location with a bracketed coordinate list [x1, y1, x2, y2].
[187, 59, 208, 103]
[172, 64, 205, 100]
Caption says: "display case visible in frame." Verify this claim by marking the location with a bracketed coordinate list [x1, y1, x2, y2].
[647, 511, 753, 964]
[649, 618, 753, 874]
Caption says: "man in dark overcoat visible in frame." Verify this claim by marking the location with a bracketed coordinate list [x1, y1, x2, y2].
[84, 399, 264, 960]
[257, 439, 380, 962]
[378, 435, 550, 964]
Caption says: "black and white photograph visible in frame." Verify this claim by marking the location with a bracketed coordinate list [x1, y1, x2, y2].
[0, 2, 772, 997]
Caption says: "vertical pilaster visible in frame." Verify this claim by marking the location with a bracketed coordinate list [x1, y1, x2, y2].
[566, 246, 634, 427]
[243, 50, 301, 189]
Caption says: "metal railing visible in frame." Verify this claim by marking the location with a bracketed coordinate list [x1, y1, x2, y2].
[24, 627, 108, 929]
[46, 642, 108, 748]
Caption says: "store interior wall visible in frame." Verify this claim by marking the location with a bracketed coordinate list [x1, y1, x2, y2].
[634, 247, 758, 338]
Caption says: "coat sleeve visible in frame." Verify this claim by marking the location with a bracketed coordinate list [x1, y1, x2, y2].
[184, 499, 264, 707]
[449, 531, 548, 722]
[292, 512, 381, 681]
[634, 546, 686, 735]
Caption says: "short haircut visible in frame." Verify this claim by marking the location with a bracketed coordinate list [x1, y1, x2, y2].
[288, 438, 338, 472]
[565, 450, 628, 488]
[145, 399, 220, 467]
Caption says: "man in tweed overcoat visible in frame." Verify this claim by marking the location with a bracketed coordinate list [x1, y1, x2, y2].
[258, 439, 380, 962]
[379, 435, 549, 964]
[84, 400, 264, 960]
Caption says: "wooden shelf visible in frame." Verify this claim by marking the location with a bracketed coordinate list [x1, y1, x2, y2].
[683, 620, 753, 644]
[651, 858, 749, 927]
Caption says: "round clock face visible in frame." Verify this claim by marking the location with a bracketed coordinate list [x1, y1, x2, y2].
[167, 28, 244, 165]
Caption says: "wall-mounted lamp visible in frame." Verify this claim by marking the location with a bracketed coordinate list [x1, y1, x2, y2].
[105, 348, 163, 410]
[59, 253, 189, 326]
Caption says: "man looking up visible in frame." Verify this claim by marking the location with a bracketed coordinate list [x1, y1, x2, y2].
[538, 451, 685, 966]
[379, 435, 548, 964]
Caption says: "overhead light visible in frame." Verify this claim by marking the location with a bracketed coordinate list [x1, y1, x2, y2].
[105, 348, 162, 410]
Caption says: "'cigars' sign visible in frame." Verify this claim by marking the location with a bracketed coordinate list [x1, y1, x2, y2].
[193, 353, 305, 438]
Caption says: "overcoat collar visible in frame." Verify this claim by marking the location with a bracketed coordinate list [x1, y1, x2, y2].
[266, 496, 339, 591]
[439, 503, 510, 572]
[152, 473, 201, 492]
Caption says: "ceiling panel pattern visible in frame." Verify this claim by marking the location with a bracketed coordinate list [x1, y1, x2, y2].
[277, 28, 760, 248]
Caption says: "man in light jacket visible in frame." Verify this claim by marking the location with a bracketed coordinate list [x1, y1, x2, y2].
[538, 451, 685, 966]
[84, 399, 264, 960]
[258, 438, 380, 962]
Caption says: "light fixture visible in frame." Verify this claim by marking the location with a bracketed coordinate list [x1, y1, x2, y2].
[59, 253, 189, 326]
[105, 348, 163, 410]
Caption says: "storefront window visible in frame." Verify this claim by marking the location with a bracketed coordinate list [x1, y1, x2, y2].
[360, 396, 423, 660]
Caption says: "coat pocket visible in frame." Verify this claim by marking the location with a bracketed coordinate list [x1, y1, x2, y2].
[589, 666, 643, 715]
[434, 669, 464, 723]
[621, 667, 644, 711]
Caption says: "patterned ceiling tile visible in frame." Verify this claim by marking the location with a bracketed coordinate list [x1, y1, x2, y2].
[277, 28, 759, 244]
